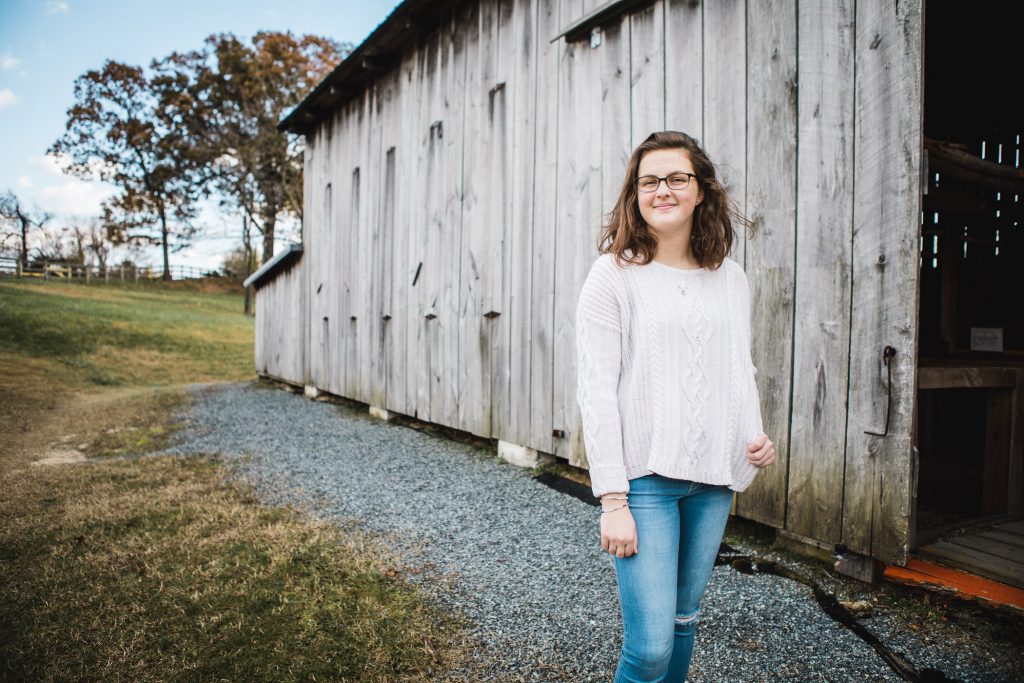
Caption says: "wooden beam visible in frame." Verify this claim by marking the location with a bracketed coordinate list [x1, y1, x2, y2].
[918, 366, 1021, 390]
[926, 137, 1024, 194]
[929, 155, 1024, 194]
[925, 137, 1024, 184]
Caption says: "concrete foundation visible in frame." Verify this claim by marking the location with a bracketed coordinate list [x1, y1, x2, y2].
[497, 439, 555, 469]
[369, 405, 392, 421]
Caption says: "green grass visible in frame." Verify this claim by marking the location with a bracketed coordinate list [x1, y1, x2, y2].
[0, 279, 471, 682]
[1, 456, 465, 682]
[0, 279, 253, 385]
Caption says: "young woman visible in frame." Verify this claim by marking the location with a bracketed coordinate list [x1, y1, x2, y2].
[575, 131, 776, 682]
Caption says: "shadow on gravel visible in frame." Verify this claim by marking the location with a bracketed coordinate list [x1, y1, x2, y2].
[720, 549, 958, 683]
[533, 470, 961, 683]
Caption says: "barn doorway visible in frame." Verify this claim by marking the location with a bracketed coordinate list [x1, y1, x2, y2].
[914, 2, 1024, 587]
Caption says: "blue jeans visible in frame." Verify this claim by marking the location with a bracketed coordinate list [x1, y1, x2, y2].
[612, 474, 733, 683]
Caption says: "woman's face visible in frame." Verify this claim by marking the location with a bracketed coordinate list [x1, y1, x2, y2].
[636, 148, 703, 237]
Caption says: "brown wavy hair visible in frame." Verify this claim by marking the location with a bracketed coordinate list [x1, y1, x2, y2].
[599, 131, 752, 269]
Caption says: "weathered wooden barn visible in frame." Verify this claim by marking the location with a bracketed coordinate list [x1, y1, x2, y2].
[246, 0, 1023, 583]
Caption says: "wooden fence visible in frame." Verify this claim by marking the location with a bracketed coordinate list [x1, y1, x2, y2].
[0, 257, 216, 282]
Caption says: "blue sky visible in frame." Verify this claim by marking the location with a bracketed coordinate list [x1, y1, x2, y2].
[0, 0, 402, 269]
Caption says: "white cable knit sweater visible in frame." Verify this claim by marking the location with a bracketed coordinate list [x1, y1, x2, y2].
[575, 253, 765, 498]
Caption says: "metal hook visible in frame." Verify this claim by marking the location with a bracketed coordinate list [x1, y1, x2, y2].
[864, 345, 896, 437]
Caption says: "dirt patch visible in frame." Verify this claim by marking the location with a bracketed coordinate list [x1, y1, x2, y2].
[0, 377, 176, 473]
[31, 448, 87, 467]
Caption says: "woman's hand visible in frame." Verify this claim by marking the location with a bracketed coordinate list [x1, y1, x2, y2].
[747, 433, 776, 468]
[601, 506, 638, 558]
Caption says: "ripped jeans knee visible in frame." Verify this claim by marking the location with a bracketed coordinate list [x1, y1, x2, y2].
[674, 608, 701, 631]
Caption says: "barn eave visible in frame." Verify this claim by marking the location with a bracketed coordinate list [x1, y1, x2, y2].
[278, 0, 464, 135]
[243, 243, 304, 289]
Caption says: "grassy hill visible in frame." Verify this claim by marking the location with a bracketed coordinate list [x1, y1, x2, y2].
[0, 278, 253, 386]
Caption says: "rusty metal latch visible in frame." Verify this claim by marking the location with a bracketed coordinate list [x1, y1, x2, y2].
[864, 345, 896, 437]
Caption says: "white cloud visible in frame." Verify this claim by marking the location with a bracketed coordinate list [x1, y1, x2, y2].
[33, 177, 113, 216]
[1, 52, 20, 70]
[28, 153, 70, 177]
[31, 152, 115, 179]
[18, 156, 113, 216]
[46, 1, 70, 14]
[0, 88, 17, 108]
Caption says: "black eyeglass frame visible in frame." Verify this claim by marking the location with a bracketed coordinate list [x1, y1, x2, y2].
[635, 172, 697, 193]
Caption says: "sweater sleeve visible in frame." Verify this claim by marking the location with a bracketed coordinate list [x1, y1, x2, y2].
[740, 266, 765, 439]
[576, 257, 631, 498]
[731, 263, 766, 491]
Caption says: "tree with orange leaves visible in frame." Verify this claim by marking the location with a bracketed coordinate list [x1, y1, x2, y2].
[157, 32, 347, 264]
[50, 60, 204, 280]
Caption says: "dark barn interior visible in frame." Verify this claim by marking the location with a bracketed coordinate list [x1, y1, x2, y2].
[915, 2, 1023, 587]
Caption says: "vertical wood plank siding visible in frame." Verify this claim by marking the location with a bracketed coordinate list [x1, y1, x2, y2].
[507, 0, 540, 447]
[366, 78, 387, 408]
[386, 52, 415, 415]
[787, 0, 855, 546]
[629, 1, 665, 144]
[301, 136, 314, 386]
[702, 0, 746, 228]
[254, 261, 305, 384]
[307, 122, 329, 393]
[421, 30, 447, 423]
[458, 0, 493, 435]
[400, 45, 425, 417]
[440, 15, 469, 428]
[256, 0, 924, 564]
[736, 0, 797, 528]
[529, 0, 560, 456]
[554, 0, 603, 467]
[490, 0, 516, 438]
[663, 0, 702, 137]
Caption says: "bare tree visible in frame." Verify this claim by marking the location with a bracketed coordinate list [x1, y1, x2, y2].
[31, 225, 76, 264]
[0, 189, 52, 267]
[69, 225, 87, 266]
[86, 217, 112, 271]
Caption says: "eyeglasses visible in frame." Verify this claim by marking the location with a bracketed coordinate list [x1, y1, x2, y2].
[635, 172, 697, 193]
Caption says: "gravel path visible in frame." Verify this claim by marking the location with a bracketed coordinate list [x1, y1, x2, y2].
[162, 381, 1024, 682]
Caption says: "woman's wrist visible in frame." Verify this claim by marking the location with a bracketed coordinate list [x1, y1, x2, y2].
[600, 492, 629, 513]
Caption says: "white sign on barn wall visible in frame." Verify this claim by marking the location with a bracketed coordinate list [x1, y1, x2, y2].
[970, 327, 1003, 352]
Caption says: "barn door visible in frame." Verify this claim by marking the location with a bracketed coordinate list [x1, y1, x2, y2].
[840, 0, 923, 566]
[753, 0, 923, 565]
